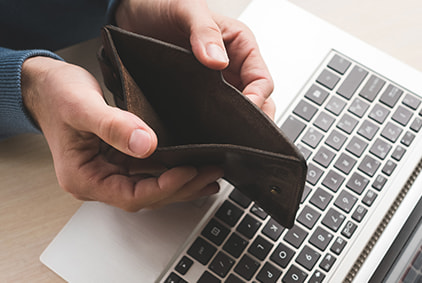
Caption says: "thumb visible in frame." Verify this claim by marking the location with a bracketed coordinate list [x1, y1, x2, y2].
[180, 2, 229, 70]
[84, 101, 158, 158]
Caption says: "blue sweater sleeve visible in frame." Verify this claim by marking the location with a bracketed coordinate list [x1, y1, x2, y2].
[0, 48, 63, 139]
[0, 0, 120, 139]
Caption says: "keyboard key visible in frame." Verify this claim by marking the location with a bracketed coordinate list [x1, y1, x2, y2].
[325, 96, 346, 116]
[209, 251, 235, 278]
[391, 145, 406, 161]
[305, 84, 329, 105]
[284, 225, 308, 248]
[380, 85, 403, 108]
[327, 54, 351, 74]
[381, 121, 403, 143]
[334, 152, 357, 175]
[362, 190, 378, 206]
[234, 254, 260, 280]
[175, 256, 193, 275]
[337, 66, 368, 100]
[319, 253, 336, 272]
[349, 97, 370, 118]
[346, 136, 368, 157]
[229, 189, 251, 208]
[322, 208, 346, 232]
[314, 111, 335, 132]
[248, 236, 273, 260]
[402, 93, 421, 110]
[165, 272, 186, 283]
[359, 74, 385, 102]
[358, 155, 381, 177]
[369, 103, 390, 124]
[297, 205, 321, 229]
[392, 105, 413, 126]
[256, 262, 282, 283]
[187, 237, 217, 265]
[283, 265, 308, 283]
[372, 175, 387, 191]
[262, 218, 285, 241]
[337, 113, 358, 134]
[302, 127, 324, 149]
[215, 200, 243, 227]
[322, 170, 345, 192]
[300, 185, 312, 203]
[330, 236, 347, 255]
[310, 188, 333, 211]
[313, 146, 336, 168]
[309, 270, 326, 283]
[306, 163, 324, 185]
[270, 243, 295, 268]
[236, 214, 261, 239]
[293, 100, 318, 122]
[346, 172, 369, 195]
[316, 69, 340, 90]
[296, 245, 321, 271]
[198, 271, 220, 283]
[401, 131, 416, 146]
[296, 143, 312, 160]
[370, 138, 392, 160]
[202, 218, 230, 245]
[410, 117, 422, 132]
[223, 233, 248, 258]
[341, 221, 358, 239]
[325, 129, 347, 151]
[250, 205, 268, 220]
[382, 159, 397, 176]
[309, 226, 334, 251]
[352, 205, 368, 222]
[358, 119, 379, 140]
[280, 115, 306, 142]
[334, 190, 357, 213]
[226, 274, 244, 283]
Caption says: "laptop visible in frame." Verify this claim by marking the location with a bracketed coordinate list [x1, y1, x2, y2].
[40, 0, 422, 282]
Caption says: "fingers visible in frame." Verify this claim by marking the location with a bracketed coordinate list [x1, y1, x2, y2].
[71, 94, 158, 159]
[213, 15, 275, 117]
[171, 0, 229, 70]
[67, 155, 224, 211]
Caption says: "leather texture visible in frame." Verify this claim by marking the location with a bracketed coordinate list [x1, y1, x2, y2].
[98, 25, 307, 228]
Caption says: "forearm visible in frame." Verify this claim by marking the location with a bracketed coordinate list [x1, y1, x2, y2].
[0, 47, 63, 139]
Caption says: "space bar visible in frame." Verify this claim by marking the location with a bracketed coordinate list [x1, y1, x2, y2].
[280, 115, 306, 142]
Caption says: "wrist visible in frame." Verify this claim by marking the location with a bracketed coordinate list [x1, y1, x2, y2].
[21, 56, 63, 128]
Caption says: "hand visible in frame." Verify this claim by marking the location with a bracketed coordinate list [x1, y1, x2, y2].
[115, 0, 275, 118]
[21, 57, 224, 210]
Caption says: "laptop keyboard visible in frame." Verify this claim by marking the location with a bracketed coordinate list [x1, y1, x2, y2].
[161, 51, 422, 283]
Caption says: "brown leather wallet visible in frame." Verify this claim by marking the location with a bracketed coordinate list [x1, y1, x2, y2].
[97, 25, 307, 228]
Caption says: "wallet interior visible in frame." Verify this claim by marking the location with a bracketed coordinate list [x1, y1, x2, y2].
[101, 26, 297, 156]
[98, 25, 307, 228]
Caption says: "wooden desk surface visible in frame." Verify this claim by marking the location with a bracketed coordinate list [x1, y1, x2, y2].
[1, 1, 421, 282]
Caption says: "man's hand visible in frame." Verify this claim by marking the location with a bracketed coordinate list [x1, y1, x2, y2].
[20, 0, 274, 212]
[115, 0, 275, 118]
[21, 57, 223, 210]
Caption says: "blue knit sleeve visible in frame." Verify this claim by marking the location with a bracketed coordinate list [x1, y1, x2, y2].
[0, 47, 63, 139]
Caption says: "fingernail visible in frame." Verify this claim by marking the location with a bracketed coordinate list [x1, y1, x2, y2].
[206, 43, 229, 64]
[129, 129, 152, 156]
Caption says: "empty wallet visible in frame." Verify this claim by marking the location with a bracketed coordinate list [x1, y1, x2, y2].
[97, 25, 307, 228]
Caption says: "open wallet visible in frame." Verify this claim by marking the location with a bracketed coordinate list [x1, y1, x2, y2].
[97, 25, 307, 228]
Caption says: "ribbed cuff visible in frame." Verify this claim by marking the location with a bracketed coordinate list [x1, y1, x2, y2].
[0, 47, 63, 139]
